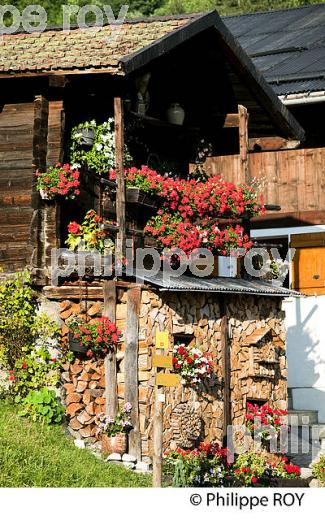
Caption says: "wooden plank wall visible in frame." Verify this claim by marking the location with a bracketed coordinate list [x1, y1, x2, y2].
[0, 99, 64, 276]
[205, 147, 325, 213]
[0, 103, 34, 272]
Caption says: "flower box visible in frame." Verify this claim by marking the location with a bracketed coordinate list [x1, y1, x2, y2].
[126, 187, 158, 209]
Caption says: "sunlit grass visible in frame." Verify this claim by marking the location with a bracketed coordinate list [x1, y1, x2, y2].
[0, 402, 151, 487]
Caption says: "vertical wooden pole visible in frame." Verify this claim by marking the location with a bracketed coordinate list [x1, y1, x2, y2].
[220, 302, 231, 447]
[125, 286, 142, 460]
[114, 97, 126, 262]
[153, 340, 165, 487]
[238, 104, 250, 184]
[103, 280, 118, 417]
[31, 95, 49, 285]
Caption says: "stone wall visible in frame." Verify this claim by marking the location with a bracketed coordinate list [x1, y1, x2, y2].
[50, 286, 287, 456]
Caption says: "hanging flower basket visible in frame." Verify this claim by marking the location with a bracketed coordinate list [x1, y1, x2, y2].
[101, 433, 127, 456]
[79, 127, 95, 147]
[68, 333, 88, 355]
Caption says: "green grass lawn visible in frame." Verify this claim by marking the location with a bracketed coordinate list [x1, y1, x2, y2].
[0, 402, 151, 487]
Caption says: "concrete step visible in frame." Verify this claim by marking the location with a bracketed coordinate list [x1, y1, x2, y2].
[288, 409, 319, 426]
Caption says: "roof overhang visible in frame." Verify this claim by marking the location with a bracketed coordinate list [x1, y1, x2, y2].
[120, 10, 305, 141]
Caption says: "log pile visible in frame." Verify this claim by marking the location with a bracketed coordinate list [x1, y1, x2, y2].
[61, 358, 106, 441]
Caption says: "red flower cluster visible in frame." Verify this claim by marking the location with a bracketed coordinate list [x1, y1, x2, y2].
[69, 316, 120, 358]
[284, 464, 301, 476]
[246, 402, 288, 438]
[172, 343, 213, 386]
[158, 175, 264, 220]
[145, 215, 253, 256]
[110, 166, 165, 194]
[36, 163, 80, 200]
[109, 165, 263, 257]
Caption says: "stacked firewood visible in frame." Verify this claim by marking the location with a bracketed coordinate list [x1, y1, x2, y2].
[61, 358, 106, 440]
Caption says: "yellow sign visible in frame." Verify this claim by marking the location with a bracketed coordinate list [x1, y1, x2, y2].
[152, 355, 173, 369]
[156, 373, 181, 387]
[155, 331, 169, 350]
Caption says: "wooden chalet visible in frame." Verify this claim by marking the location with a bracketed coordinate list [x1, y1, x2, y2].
[0, 11, 303, 465]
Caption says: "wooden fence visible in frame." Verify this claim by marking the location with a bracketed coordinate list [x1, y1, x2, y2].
[205, 147, 325, 213]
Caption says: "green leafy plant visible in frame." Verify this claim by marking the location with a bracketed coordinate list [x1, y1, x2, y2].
[70, 119, 132, 175]
[0, 271, 35, 370]
[0, 272, 62, 402]
[312, 455, 325, 484]
[66, 209, 115, 254]
[18, 387, 65, 424]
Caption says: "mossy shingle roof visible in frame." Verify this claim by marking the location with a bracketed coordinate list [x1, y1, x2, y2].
[0, 14, 197, 75]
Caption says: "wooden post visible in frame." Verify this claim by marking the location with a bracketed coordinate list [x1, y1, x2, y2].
[31, 95, 49, 285]
[103, 280, 118, 417]
[153, 338, 166, 487]
[125, 286, 142, 460]
[220, 306, 231, 447]
[238, 104, 249, 184]
[114, 97, 126, 262]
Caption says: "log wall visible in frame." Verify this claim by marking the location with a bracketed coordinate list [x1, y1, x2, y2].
[0, 103, 34, 272]
[0, 99, 64, 277]
[205, 147, 325, 213]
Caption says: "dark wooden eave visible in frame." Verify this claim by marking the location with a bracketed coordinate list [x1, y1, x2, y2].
[120, 10, 305, 142]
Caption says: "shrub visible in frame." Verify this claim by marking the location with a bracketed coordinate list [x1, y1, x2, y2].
[0, 271, 35, 370]
[0, 272, 61, 402]
[18, 387, 65, 425]
[312, 455, 325, 483]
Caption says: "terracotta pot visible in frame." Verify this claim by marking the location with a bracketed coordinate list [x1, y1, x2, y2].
[101, 433, 127, 455]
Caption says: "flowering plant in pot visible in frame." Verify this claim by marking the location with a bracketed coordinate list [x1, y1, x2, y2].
[68, 316, 120, 358]
[172, 343, 213, 386]
[66, 210, 114, 255]
[70, 118, 132, 175]
[109, 165, 164, 196]
[95, 403, 133, 455]
[35, 163, 80, 200]
[233, 450, 301, 487]
[245, 402, 288, 450]
[163, 442, 230, 487]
